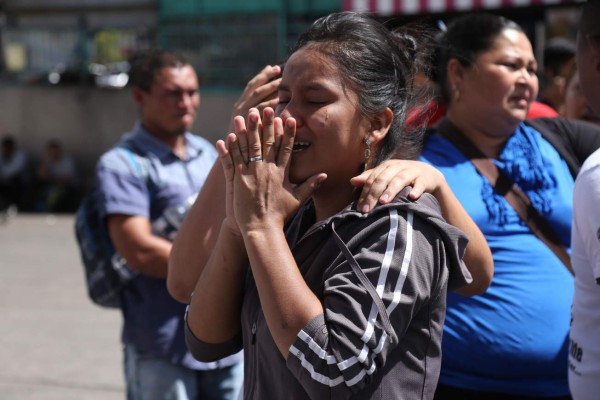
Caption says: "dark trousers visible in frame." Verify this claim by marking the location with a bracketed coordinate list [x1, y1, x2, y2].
[434, 383, 572, 400]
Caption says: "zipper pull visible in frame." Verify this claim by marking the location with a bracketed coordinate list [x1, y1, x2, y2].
[251, 322, 257, 344]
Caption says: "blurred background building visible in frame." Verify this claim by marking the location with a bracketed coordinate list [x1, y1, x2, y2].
[0, 0, 586, 190]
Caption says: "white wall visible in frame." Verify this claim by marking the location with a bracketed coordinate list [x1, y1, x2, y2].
[0, 86, 240, 185]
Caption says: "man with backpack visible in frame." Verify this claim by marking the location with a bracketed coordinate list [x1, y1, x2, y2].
[92, 50, 242, 400]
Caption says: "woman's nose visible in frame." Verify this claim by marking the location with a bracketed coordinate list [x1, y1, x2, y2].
[278, 106, 292, 120]
[518, 68, 534, 82]
[277, 103, 302, 128]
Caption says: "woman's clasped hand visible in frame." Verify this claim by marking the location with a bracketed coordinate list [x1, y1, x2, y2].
[216, 107, 325, 236]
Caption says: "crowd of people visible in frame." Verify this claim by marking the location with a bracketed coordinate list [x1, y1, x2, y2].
[0, 136, 82, 215]
[40, 0, 600, 399]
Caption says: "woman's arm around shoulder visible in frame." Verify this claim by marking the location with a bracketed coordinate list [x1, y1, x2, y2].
[351, 160, 494, 295]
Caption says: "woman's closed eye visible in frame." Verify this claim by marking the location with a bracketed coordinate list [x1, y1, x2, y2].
[501, 61, 520, 71]
[500, 61, 537, 75]
[276, 98, 328, 107]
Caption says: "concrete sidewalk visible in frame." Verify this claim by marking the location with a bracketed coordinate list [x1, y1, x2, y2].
[0, 214, 125, 400]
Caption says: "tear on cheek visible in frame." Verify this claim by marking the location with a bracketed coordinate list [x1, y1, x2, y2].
[314, 108, 328, 127]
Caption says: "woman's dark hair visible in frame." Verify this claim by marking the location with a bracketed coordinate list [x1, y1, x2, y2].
[288, 12, 430, 163]
[579, 0, 600, 37]
[436, 13, 524, 102]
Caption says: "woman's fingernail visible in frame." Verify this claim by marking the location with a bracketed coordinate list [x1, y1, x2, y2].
[380, 194, 389, 203]
[361, 204, 370, 213]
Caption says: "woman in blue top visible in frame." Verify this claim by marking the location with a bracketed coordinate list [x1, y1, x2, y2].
[412, 13, 600, 399]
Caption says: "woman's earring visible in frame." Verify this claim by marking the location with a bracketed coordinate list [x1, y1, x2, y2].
[453, 87, 461, 102]
[364, 137, 372, 163]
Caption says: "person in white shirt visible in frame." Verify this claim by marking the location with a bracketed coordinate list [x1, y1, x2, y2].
[569, 2, 600, 399]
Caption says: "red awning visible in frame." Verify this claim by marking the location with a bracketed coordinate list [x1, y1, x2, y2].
[342, 0, 584, 16]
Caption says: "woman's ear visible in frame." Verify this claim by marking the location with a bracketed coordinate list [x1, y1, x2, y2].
[369, 107, 394, 144]
[447, 58, 464, 92]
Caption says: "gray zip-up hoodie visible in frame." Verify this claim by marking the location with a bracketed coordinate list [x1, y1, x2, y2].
[186, 190, 472, 399]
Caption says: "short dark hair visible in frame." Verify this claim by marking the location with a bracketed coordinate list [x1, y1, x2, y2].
[543, 37, 576, 77]
[128, 49, 192, 92]
[436, 13, 524, 102]
[289, 12, 429, 164]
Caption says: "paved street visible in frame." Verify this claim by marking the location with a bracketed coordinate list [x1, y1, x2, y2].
[0, 214, 125, 400]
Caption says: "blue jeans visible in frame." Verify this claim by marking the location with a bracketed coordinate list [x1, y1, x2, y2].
[124, 344, 243, 400]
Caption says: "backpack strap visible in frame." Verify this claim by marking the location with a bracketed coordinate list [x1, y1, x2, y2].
[524, 118, 581, 179]
[436, 118, 574, 276]
[115, 140, 151, 182]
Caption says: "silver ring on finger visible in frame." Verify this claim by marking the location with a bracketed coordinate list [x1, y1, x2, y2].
[248, 155, 263, 163]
